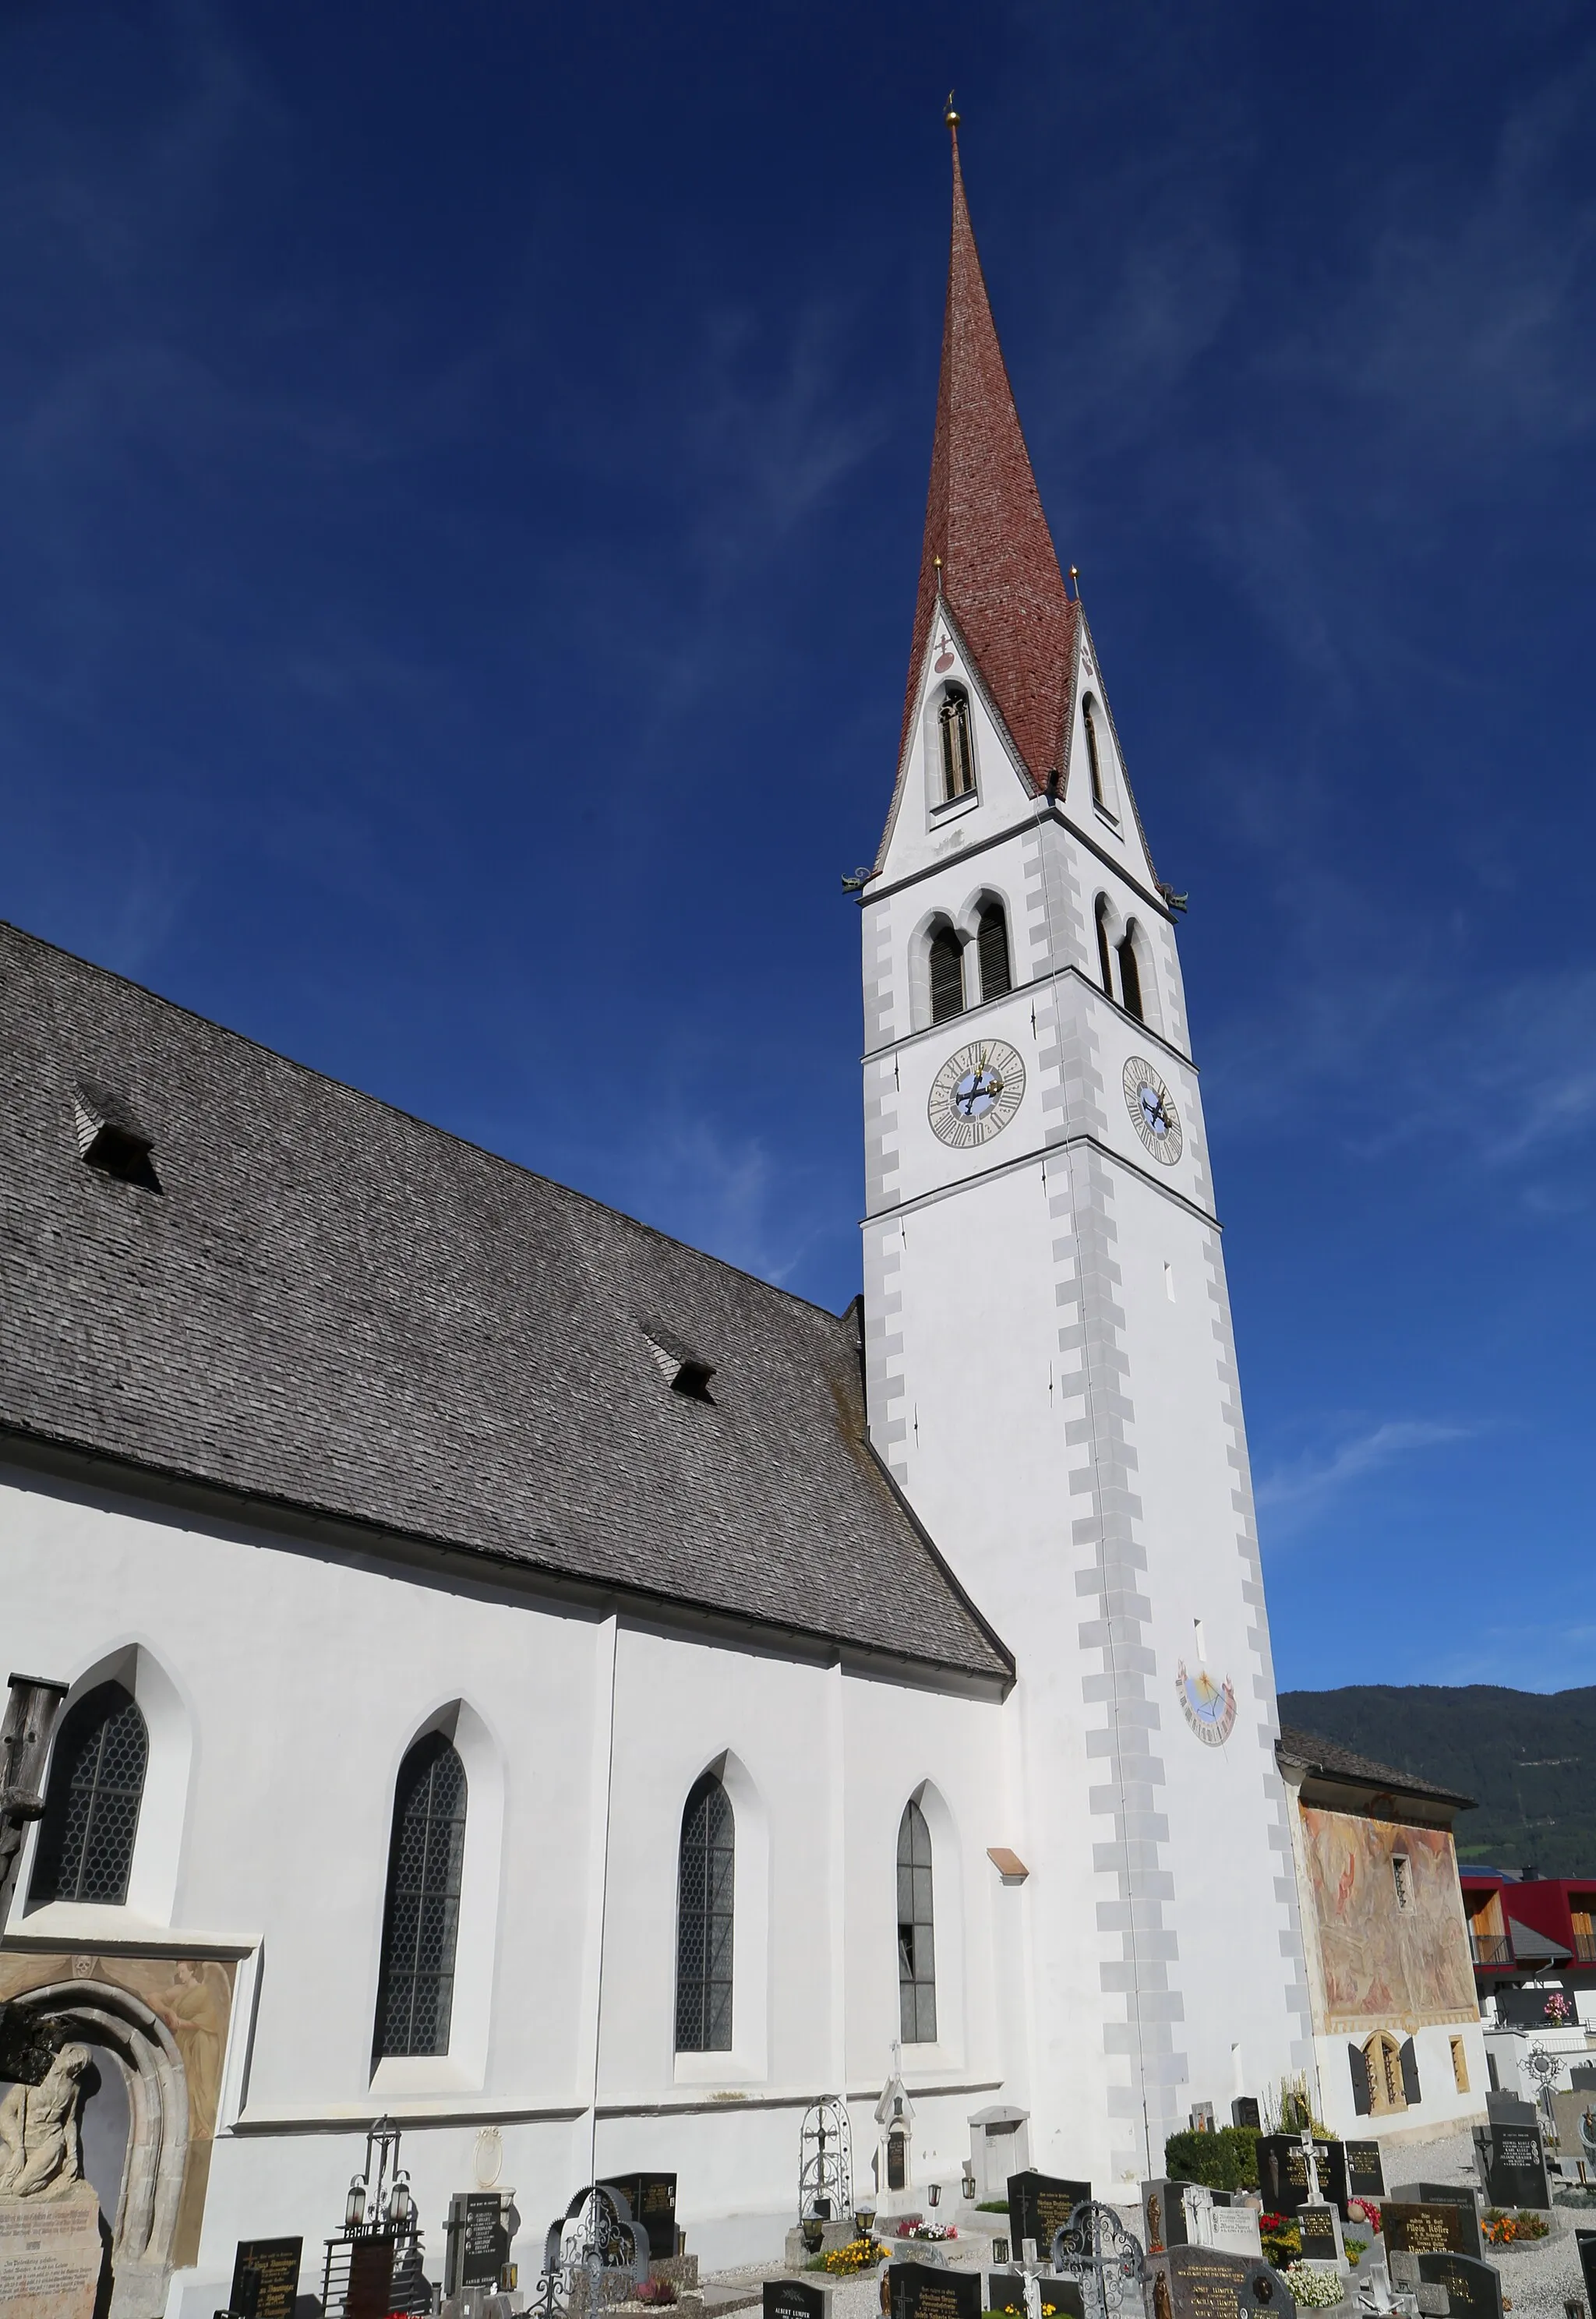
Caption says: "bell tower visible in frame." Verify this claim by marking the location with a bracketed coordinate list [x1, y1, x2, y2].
[859, 111, 1312, 2182]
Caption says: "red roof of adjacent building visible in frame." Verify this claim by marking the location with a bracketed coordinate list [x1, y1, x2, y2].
[900, 124, 1078, 792]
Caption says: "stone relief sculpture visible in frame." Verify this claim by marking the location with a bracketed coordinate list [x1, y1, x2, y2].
[0, 2040, 93, 2199]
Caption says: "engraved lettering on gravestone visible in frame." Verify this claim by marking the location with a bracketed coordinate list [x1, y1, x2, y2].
[1414, 2254, 1503, 2319]
[886, 2260, 982, 2319]
[1145, 2247, 1296, 2319]
[346, 2235, 396, 2319]
[0, 2184, 105, 2319]
[1383, 2208, 1478, 2262]
[1344, 2144, 1386, 2201]
[765, 2278, 829, 2319]
[1010, 2175, 1093, 2262]
[229, 2236, 303, 2319]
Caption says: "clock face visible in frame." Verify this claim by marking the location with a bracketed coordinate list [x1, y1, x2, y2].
[928, 1039, 1026, 1149]
[1122, 1056, 1183, 1164]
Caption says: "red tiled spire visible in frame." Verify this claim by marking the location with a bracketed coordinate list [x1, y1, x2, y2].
[900, 122, 1077, 790]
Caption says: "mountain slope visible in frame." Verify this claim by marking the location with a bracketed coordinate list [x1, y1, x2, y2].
[1277, 1685, 1596, 1876]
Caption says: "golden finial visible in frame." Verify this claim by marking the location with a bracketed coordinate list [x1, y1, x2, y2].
[944, 91, 959, 129]
[1069, 563, 1080, 600]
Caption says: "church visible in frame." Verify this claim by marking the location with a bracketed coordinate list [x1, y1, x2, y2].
[2, 123, 1317, 2318]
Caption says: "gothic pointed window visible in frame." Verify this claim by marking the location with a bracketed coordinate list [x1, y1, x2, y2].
[1118, 928, 1144, 1022]
[929, 927, 965, 1025]
[897, 1799, 937, 2044]
[676, 1772, 734, 2053]
[1082, 697, 1107, 812]
[1094, 898, 1115, 998]
[938, 687, 975, 803]
[373, 1731, 468, 2060]
[976, 904, 1011, 1002]
[29, 1681, 147, 1906]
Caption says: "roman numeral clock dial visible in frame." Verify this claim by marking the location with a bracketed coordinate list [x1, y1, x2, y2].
[1122, 1055, 1184, 1164]
[927, 1039, 1026, 1149]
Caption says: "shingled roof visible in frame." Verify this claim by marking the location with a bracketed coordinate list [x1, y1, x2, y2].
[1277, 1725, 1475, 1812]
[0, 923, 1012, 1689]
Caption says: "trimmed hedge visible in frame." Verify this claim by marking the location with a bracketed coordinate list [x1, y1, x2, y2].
[1160, 2127, 1260, 2192]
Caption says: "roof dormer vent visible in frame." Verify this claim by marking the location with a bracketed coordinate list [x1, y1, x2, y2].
[72, 1080, 160, 1188]
[641, 1325, 716, 1403]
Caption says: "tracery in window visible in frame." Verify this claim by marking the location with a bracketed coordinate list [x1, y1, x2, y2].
[676, 1773, 734, 2053]
[373, 1731, 468, 2060]
[897, 1799, 937, 2045]
[30, 1681, 148, 1907]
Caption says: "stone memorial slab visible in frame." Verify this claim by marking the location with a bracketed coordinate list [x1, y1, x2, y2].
[885, 2258, 982, 2319]
[456, 2193, 510, 2289]
[347, 2234, 396, 2319]
[1009, 2173, 1092, 2260]
[1476, 2123, 1550, 2211]
[229, 2234, 303, 2319]
[1145, 2245, 1297, 2319]
[1414, 2253, 1503, 2319]
[1485, 2095, 1535, 2127]
[602, 2173, 679, 2261]
[1554, 2095, 1596, 2173]
[0, 2182, 104, 2319]
[1256, 2139, 1347, 2218]
[765, 2278, 832, 2319]
[1574, 2228, 1596, 2315]
[1383, 2205, 1482, 2264]
[1231, 2100, 1262, 2132]
[986, 2271, 1086, 2319]
[1344, 2144, 1385, 2201]
[1197, 2211, 1262, 2262]
[1294, 2205, 1344, 2268]
[1143, 2182, 1196, 2254]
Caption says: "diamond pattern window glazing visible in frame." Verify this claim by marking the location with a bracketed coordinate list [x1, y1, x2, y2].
[373, 1732, 468, 2061]
[897, 1799, 937, 2045]
[30, 1680, 148, 1907]
[675, 1773, 734, 2053]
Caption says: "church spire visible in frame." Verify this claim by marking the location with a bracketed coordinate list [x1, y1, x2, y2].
[900, 112, 1077, 792]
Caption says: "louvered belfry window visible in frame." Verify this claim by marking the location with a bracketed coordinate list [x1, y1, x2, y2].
[1117, 931, 1144, 1022]
[976, 905, 1012, 1001]
[374, 1731, 468, 2060]
[938, 688, 975, 801]
[676, 1773, 734, 2053]
[897, 1800, 937, 2045]
[30, 1681, 148, 1906]
[1095, 898, 1115, 997]
[1082, 697, 1106, 809]
[929, 928, 964, 1025]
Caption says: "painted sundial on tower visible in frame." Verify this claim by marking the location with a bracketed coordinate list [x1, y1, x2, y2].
[1175, 1662, 1237, 1748]
[1122, 1056, 1183, 1164]
[928, 1039, 1025, 1149]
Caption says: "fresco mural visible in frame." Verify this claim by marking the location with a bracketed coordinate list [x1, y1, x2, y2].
[1301, 1809, 1477, 2031]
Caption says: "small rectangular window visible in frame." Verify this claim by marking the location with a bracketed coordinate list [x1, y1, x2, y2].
[1393, 1855, 1411, 1911]
[1451, 2036, 1469, 2094]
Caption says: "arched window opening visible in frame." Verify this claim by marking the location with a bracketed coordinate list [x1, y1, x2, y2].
[373, 1731, 468, 2061]
[1118, 929, 1144, 1022]
[30, 1681, 147, 1907]
[897, 1800, 937, 2044]
[1082, 697, 1107, 810]
[929, 927, 964, 1025]
[938, 688, 975, 803]
[676, 1773, 734, 2053]
[1360, 2031, 1411, 2116]
[976, 905, 1012, 1002]
[1094, 898, 1115, 998]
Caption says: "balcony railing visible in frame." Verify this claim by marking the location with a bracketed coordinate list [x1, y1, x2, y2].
[1471, 1932, 1512, 1968]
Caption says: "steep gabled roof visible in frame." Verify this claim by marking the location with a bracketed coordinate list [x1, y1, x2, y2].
[1277, 1725, 1475, 1812]
[899, 122, 1078, 793]
[0, 923, 1012, 1689]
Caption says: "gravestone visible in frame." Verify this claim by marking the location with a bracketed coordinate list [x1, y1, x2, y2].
[1554, 2094, 1596, 2172]
[1572, 2067, 1596, 2093]
[1144, 2245, 1297, 2319]
[1008, 2173, 1092, 2259]
[1231, 2100, 1261, 2132]
[885, 2258, 982, 2319]
[1196, 2210, 1262, 2262]
[228, 2235, 303, 2319]
[0, 2180, 104, 2319]
[1414, 2252, 1504, 2319]
[447, 2194, 510, 2294]
[1485, 2093, 1536, 2127]
[1344, 2144, 1385, 2201]
[1382, 2204, 1482, 2264]
[1255, 2138, 1347, 2218]
[765, 2279, 831, 2319]
[601, 2173, 678, 2261]
[986, 2271, 1086, 2319]
[1475, 2121, 1551, 2210]
[1143, 2181, 1201, 2254]
[1574, 2228, 1596, 2315]
[1294, 2205, 1344, 2268]
[346, 2236, 395, 2319]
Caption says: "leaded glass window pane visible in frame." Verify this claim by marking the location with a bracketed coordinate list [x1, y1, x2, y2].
[897, 1799, 937, 2045]
[676, 1773, 734, 2053]
[373, 1732, 468, 2060]
[30, 1681, 147, 1907]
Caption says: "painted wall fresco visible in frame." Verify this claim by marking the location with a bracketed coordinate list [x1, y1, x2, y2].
[1301, 1809, 1477, 2031]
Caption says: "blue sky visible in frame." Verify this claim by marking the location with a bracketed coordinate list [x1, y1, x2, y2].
[4, 3, 1594, 1692]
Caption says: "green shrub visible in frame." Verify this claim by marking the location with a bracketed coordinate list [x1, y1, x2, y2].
[1160, 2127, 1259, 2193]
[976, 2201, 1011, 2214]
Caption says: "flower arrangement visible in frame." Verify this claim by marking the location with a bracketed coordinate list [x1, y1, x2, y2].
[1284, 2266, 1345, 2308]
[823, 2236, 888, 2274]
[899, 2222, 959, 2241]
[635, 2281, 679, 2307]
[1349, 2199, 1382, 2235]
[1260, 2216, 1301, 2267]
[1482, 2210, 1549, 2246]
[1544, 1993, 1574, 2024]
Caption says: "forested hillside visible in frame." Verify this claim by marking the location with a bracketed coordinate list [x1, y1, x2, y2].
[1277, 1685, 1596, 1876]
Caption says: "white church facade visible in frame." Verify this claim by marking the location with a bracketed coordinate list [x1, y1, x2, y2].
[2, 129, 1315, 2319]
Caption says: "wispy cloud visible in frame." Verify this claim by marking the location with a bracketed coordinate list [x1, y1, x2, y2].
[1256, 1418, 1473, 1541]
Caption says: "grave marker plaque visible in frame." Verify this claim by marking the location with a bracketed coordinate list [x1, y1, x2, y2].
[1008, 2173, 1092, 2259]
[1344, 2143, 1385, 2201]
[228, 2236, 303, 2319]
[1383, 2204, 1481, 2263]
[1414, 2252, 1504, 2319]
[461, 2194, 510, 2288]
[885, 2259, 982, 2319]
[765, 2279, 831, 2319]
[602, 2173, 679, 2261]
[1294, 2206, 1341, 2268]
[345, 2236, 395, 2319]
[1145, 2245, 1297, 2319]
[1255, 2139, 1346, 2219]
[1477, 2122, 1551, 2210]
[987, 2271, 1086, 2319]
[1231, 2099, 1261, 2132]
[1575, 2228, 1596, 2316]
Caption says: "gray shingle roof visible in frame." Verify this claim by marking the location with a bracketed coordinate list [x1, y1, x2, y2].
[1276, 1724, 1474, 1810]
[0, 923, 1011, 1687]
